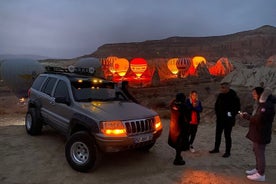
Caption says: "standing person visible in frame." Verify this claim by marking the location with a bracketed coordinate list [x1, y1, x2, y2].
[209, 82, 240, 158]
[168, 93, 191, 165]
[186, 90, 203, 153]
[241, 87, 276, 182]
[119, 80, 139, 103]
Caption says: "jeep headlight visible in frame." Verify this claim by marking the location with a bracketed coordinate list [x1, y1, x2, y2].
[100, 121, 127, 137]
[154, 116, 162, 131]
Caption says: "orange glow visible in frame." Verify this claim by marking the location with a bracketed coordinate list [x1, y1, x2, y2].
[100, 121, 127, 137]
[186, 64, 197, 76]
[114, 58, 129, 77]
[179, 169, 244, 183]
[18, 98, 26, 104]
[154, 116, 162, 131]
[192, 56, 207, 68]
[103, 129, 126, 136]
[167, 58, 179, 74]
[130, 58, 147, 78]
[208, 57, 233, 76]
[106, 56, 118, 74]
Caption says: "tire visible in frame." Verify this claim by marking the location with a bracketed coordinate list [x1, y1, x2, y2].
[65, 131, 101, 172]
[25, 108, 43, 135]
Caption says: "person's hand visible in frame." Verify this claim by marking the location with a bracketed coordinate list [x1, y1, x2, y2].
[172, 106, 178, 111]
[239, 111, 250, 120]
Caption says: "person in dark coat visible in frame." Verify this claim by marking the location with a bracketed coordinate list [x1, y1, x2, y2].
[168, 93, 191, 165]
[209, 82, 240, 158]
[185, 90, 203, 153]
[241, 87, 276, 182]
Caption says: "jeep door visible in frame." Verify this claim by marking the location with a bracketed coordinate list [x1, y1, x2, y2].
[40, 77, 58, 122]
[48, 79, 73, 135]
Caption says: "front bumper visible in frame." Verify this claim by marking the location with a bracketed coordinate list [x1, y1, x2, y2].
[95, 129, 162, 152]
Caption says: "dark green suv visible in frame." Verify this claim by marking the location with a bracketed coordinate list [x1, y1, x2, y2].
[25, 67, 163, 172]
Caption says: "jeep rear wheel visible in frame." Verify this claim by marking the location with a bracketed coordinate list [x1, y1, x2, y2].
[25, 108, 42, 135]
[65, 131, 101, 172]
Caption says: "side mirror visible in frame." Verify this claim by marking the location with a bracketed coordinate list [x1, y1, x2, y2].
[55, 97, 71, 106]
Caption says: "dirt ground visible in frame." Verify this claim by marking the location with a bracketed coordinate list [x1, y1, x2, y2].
[0, 85, 276, 184]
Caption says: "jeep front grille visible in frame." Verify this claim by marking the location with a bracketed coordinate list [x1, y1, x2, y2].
[124, 118, 154, 135]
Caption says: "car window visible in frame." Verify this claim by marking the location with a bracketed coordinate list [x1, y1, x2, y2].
[71, 80, 125, 102]
[54, 80, 69, 99]
[32, 76, 46, 90]
[41, 77, 57, 96]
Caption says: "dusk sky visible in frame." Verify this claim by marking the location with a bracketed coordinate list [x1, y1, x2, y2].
[1, 0, 276, 59]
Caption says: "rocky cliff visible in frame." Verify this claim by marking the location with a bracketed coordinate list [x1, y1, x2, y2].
[89, 25, 276, 65]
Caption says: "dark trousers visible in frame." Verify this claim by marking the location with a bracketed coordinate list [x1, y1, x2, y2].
[253, 142, 266, 175]
[189, 124, 198, 145]
[214, 121, 233, 154]
[175, 130, 189, 159]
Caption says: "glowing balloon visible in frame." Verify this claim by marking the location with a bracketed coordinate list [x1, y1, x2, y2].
[176, 58, 191, 72]
[192, 56, 207, 68]
[130, 58, 147, 78]
[167, 58, 179, 74]
[106, 56, 118, 74]
[114, 58, 129, 77]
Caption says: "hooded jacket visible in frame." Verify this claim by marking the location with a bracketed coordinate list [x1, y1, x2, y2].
[246, 88, 276, 144]
[168, 93, 191, 149]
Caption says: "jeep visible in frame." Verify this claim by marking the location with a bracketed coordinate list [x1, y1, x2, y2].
[25, 66, 162, 172]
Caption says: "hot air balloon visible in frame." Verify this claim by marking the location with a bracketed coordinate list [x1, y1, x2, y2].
[106, 56, 118, 74]
[114, 58, 129, 77]
[167, 58, 179, 74]
[192, 56, 207, 69]
[0, 58, 45, 99]
[176, 58, 191, 72]
[130, 58, 147, 78]
[74, 57, 103, 77]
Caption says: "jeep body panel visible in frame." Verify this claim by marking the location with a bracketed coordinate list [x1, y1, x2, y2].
[27, 69, 162, 156]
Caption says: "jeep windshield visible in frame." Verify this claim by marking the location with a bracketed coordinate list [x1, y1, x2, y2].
[71, 80, 127, 102]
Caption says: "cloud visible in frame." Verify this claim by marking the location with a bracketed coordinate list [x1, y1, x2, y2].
[0, 0, 276, 58]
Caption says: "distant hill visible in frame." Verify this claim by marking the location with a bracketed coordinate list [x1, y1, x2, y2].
[89, 25, 276, 64]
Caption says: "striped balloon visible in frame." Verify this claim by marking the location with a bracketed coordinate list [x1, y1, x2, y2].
[176, 58, 191, 71]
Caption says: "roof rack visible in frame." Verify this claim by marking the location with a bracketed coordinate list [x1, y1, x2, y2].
[45, 65, 95, 75]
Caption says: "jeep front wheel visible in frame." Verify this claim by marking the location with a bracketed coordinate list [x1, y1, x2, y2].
[25, 108, 42, 135]
[65, 131, 101, 172]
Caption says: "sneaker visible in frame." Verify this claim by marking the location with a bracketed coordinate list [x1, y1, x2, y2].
[247, 173, 265, 182]
[189, 145, 195, 153]
[245, 168, 258, 175]
[209, 149, 219, 153]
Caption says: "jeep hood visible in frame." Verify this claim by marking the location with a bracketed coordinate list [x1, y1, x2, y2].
[79, 101, 158, 121]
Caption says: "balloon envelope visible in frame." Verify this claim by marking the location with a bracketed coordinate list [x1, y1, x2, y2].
[176, 58, 191, 72]
[1, 58, 45, 98]
[192, 56, 207, 68]
[106, 56, 118, 74]
[74, 57, 103, 77]
[130, 58, 147, 78]
[167, 58, 179, 74]
[114, 58, 129, 77]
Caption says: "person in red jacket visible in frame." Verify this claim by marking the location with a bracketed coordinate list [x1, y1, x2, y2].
[241, 87, 276, 182]
[186, 90, 203, 153]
